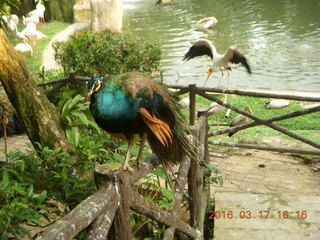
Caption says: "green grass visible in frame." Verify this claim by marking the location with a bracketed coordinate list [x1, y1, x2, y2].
[15, 21, 70, 74]
[179, 93, 320, 143]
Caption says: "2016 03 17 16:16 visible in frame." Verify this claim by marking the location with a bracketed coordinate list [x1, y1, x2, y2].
[208, 210, 308, 219]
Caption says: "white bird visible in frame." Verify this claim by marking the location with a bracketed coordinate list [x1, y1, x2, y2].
[21, 22, 37, 34]
[14, 40, 33, 56]
[8, 20, 17, 32]
[265, 99, 291, 109]
[36, 0, 46, 12]
[195, 17, 218, 29]
[23, 15, 39, 25]
[28, 8, 44, 19]
[14, 25, 28, 42]
[9, 14, 19, 25]
[178, 97, 190, 108]
[183, 39, 252, 86]
[208, 95, 227, 114]
[25, 29, 48, 47]
[28, 5, 45, 22]
[208, 94, 227, 129]
[2, 15, 8, 23]
[228, 106, 253, 137]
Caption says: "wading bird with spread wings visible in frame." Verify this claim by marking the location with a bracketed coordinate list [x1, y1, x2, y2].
[183, 39, 252, 86]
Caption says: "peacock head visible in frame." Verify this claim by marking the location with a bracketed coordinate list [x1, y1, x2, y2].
[86, 76, 102, 101]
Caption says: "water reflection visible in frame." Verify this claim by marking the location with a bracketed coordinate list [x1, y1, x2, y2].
[123, 0, 320, 92]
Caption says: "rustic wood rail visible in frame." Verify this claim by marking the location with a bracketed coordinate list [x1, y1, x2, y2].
[36, 75, 210, 239]
[37, 72, 320, 156]
[34, 72, 319, 238]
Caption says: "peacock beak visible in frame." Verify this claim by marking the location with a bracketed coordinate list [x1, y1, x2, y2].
[85, 89, 93, 102]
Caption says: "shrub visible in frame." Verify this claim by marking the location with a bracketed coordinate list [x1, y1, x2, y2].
[53, 29, 161, 77]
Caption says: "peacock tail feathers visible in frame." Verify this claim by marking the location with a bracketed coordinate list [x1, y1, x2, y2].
[88, 72, 195, 165]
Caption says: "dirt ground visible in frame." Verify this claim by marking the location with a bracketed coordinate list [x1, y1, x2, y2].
[209, 135, 320, 196]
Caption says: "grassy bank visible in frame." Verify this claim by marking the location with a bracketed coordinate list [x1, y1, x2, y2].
[15, 21, 70, 74]
[181, 94, 320, 143]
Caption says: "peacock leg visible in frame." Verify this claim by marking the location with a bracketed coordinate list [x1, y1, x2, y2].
[123, 138, 135, 173]
[136, 133, 147, 169]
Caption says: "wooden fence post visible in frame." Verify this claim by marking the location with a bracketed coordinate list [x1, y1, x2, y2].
[189, 84, 196, 125]
[87, 163, 132, 240]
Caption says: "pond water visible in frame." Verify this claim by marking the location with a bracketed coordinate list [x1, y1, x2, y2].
[123, 0, 320, 92]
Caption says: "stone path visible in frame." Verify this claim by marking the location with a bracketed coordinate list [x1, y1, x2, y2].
[41, 22, 90, 71]
[0, 134, 31, 162]
[210, 142, 320, 240]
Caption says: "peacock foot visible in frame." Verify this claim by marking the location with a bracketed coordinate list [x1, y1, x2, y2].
[123, 163, 134, 173]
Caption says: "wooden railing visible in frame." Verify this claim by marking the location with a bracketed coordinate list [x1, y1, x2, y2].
[34, 72, 320, 238]
[36, 72, 320, 156]
[36, 110, 210, 239]
[168, 84, 320, 156]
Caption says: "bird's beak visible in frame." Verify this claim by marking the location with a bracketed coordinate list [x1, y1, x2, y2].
[85, 80, 102, 101]
[85, 89, 93, 102]
[204, 70, 213, 86]
[204, 67, 214, 86]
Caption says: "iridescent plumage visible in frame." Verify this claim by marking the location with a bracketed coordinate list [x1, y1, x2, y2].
[86, 72, 191, 172]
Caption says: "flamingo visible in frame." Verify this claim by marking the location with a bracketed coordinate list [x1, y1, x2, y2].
[14, 25, 28, 42]
[14, 40, 33, 56]
[8, 19, 17, 32]
[25, 29, 48, 47]
[28, 8, 44, 21]
[23, 15, 40, 25]
[9, 14, 19, 25]
[183, 39, 251, 86]
[36, 0, 46, 12]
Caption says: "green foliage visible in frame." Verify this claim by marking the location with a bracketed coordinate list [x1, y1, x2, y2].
[3, 145, 96, 210]
[57, 89, 124, 165]
[0, 167, 48, 239]
[204, 163, 224, 186]
[53, 29, 161, 77]
[57, 90, 101, 147]
[0, 0, 20, 28]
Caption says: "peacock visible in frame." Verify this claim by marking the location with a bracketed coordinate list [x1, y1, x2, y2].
[86, 72, 191, 172]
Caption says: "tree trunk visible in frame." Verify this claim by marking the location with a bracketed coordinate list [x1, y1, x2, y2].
[12, 0, 35, 17]
[0, 30, 73, 153]
[91, 0, 123, 33]
[45, 0, 75, 22]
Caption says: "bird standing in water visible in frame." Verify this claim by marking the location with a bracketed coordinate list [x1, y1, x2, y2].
[183, 39, 251, 86]
[86, 72, 191, 172]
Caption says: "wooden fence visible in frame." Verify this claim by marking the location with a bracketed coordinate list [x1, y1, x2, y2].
[168, 84, 320, 156]
[36, 72, 211, 239]
[34, 72, 320, 238]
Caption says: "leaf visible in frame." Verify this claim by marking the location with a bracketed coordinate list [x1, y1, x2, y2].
[71, 111, 89, 126]
[72, 127, 80, 147]
[1, 170, 10, 188]
[1, 232, 9, 240]
[152, 167, 167, 180]
[160, 187, 175, 202]
[27, 185, 34, 198]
